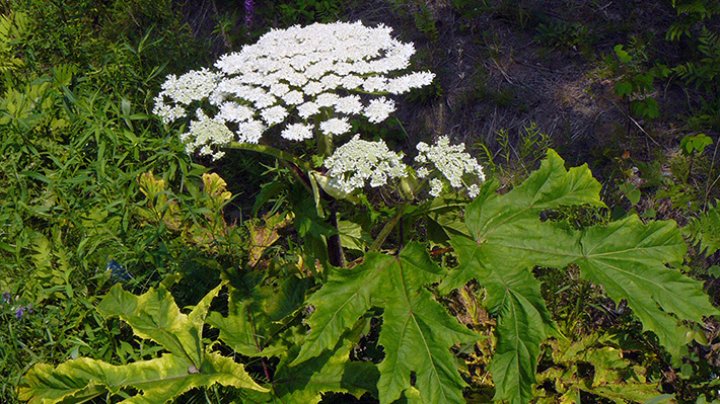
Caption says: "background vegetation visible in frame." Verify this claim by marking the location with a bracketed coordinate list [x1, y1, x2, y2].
[1, 0, 719, 402]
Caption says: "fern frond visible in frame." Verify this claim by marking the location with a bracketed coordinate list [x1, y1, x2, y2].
[686, 201, 720, 256]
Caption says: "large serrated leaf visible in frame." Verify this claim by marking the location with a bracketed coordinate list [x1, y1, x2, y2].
[442, 150, 717, 403]
[445, 236, 553, 404]
[465, 149, 603, 240]
[18, 352, 266, 404]
[97, 284, 205, 367]
[207, 274, 310, 358]
[576, 216, 715, 360]
[20, 283, 267, 403]
[274, 322, 379, 403]
[293, 243, 477, 403]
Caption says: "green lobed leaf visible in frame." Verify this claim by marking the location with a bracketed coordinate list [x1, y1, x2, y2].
[576, 216, 716, 360]
[537, 335, 666, 402]
[208, 274, 311, 360]
[97, 284, 205, 367]
[274, 321, 379, 403]
[293, 242, 477, 403]
[441, 150, 599, 294]
[446, 236, 553, 404]
[442, 150, 717, 403]
[20, 283, 266, 403]
[490, 288, 547, 404]
[18, 352, 267, 404]
[207, 299, 267, 358]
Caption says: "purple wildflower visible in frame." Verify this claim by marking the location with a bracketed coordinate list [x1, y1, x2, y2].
[244, 0, 254, 28]
[14, 304, 33, 319]
[2, 292, 10, 304]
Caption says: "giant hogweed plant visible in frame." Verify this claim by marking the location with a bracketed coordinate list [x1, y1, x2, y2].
[20, 22, 718, 403]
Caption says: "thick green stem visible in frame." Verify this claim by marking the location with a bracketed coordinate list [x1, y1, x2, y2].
[227, 141, 344, 267]
[327, 201, 345, 267]
[370, 205, 407, 252]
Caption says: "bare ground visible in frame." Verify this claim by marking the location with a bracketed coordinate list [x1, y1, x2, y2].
[179, 0, 699, 170]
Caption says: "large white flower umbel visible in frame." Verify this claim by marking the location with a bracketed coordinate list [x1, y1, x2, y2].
[153, 21, 435, 160]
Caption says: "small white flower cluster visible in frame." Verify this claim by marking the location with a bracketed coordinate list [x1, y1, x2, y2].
[323, 135, 408, 194]
[414, 136, 485, 198]
[153, 21, 435, 159]
[321, 135, 486, 199]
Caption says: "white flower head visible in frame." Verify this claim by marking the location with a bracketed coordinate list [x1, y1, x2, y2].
[217, 102, 254, 123]
[181, 109, 235, 160]
[237, 120, 266, 144]
[320, 117, 351, 136]
[153, 100, 185, 124]
[260, 105, 289, 126]
[297, 101, 320, 119]
[153, 21, 435, 157]
[282, 90, 304, 105]
[364, 97, 396, 123]
[429, 178, 444, 197]
[334, 95, 364, 115]
[324, 135, 408, 194]
[281, 123, 314, 141]
[156, 68, 220, 106]
[414, 136, 485, 198]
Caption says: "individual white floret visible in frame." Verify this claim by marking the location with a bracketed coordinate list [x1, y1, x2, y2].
[282, 90, 304, 105]
[320, 118, 351, 136]
[217, 102, 254, 123]
[270, 83, 290, 97]
[237, 120, 266, 143]
[153, 100, 186, 124]
[303, 81, 325, 96]
[387, 71, 436, 94]
[316, 93, 340, 108]
[281, 123, 314, 141]
[260, 105, 288, 126]
[320, 74, 343, 88]
[363, 76, 388, 92]
[182, 109, 235, 160]
[252, 93, 277, 109]
[468, 184, 480, 198]
[297, 101, 320, 119]
[364, 97, 396, 123]
[324, 135, 408, 194]
[334, 95, 363, 115]
[340, 75, 364, 90]
[305, 62, 332, 80]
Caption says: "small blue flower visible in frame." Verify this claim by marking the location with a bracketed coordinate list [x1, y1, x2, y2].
[107, 260, 132, 282]
[15, 306, 25, 319]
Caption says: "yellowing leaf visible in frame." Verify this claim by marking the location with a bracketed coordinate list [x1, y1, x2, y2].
[19, 284, 266, 403]
[19, 353, 266, 404]
[247, 213, 291, 267]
